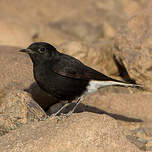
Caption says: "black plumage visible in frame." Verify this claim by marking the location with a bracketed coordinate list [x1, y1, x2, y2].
[20, 42, 141, 116]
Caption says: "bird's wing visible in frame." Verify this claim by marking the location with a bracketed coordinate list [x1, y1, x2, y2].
[50, 53, 117, 81]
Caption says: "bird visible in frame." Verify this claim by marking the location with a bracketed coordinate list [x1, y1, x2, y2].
[19, 42, 141, 117]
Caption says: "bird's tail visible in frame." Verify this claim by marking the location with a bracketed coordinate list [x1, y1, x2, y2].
[88, 80, 142, 90]
[106, 81, 142, 88]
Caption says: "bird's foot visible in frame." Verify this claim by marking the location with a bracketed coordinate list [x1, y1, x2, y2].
[38, 115, 49, 121]
[60, 110, 74, 118]
[57, 96, 84, 119]
[50, 96, 84, 121]
[49, 102, 70, 118]
[49, 113, 57, 118]
[55, 111, 74, 121]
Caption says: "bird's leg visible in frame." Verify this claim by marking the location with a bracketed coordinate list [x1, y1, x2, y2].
[63, 95, 84, 117]
[50, 102, 70, 118]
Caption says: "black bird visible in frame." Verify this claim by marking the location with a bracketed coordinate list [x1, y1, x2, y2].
[20, 42, 141, 116]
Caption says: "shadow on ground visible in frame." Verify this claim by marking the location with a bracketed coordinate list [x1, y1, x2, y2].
[62, 103, 143, 122]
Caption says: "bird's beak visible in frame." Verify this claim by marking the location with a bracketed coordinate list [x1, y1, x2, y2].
[19, 49, 35, 54]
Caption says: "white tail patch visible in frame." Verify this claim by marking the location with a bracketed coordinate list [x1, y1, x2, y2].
[87, 80, 140, 93]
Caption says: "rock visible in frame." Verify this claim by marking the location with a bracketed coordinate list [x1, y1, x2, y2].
[49, 20, 103, 43]
[126, 127, 152, 151]
[34, 0, 145, 43]
[0, 113, 141, 152]
[0, 17, 32, 47]
[146, 140, 152, 151]
[114, 3, 152, 91]
[0, 89, 47, 136]
[0, 45, 33, 90]
[0, 0, 146, 47]
[126, 135, 147, 151]
[93, 0, 145, 33]
[33, 24, 71, 46]
[144, 128, 152, 137]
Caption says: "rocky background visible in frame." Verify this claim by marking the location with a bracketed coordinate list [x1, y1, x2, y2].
[0, 0, 152, 151]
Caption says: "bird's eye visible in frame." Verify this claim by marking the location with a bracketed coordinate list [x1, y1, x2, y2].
[39, 47, 46, 53]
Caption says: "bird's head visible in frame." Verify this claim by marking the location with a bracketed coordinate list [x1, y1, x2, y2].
[19, 42, 59, 64]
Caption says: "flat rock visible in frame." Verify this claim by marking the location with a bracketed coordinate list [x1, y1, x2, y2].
[0, 113, 141, 152]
